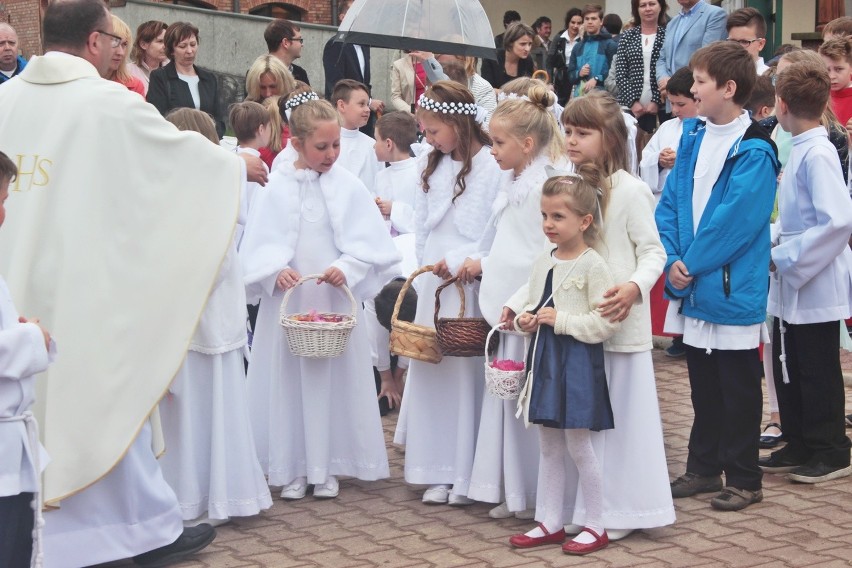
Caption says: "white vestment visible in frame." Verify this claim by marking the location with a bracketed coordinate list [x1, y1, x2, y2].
[0, 54, 241, 564]
[239, 163, 400, 486]
[374, 157, 418, 234]
[639, 116, 683, 202]
[339, 127, 381, 195]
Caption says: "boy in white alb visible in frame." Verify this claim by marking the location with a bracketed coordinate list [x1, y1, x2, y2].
[0, 152, 54, 568]
[332, 79, 382, 194]
[229, 101, 271, 250]
[640, 67, 697, 202]
[759, 59, 852, 483]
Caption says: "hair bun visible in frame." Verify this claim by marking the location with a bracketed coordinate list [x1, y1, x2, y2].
[526, 83, 555, 110]
[573, 162, 603, 190]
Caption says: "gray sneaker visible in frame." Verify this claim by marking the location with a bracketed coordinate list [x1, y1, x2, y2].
[710, 487, 763, 511]
[670, 472, 723, 498]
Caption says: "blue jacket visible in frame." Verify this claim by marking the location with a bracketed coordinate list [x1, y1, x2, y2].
[567, 29, 616, 94]
[655, 117, 779, 325]
[0, 55, 26, 85]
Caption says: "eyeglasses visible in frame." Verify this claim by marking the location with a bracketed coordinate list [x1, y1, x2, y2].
[288, 37, 305, 44]
[727, 37, 762, 47]
[97, 29, 124, 48]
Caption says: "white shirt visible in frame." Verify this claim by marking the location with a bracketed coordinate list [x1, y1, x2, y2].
[338, 127, 381, 195]
[177, 72, 200, 109]
[640, 116, 683, 200]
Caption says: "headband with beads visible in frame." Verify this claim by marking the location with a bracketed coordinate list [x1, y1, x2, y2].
[417, 93, 478, 115]
[285, 91, 320, 111]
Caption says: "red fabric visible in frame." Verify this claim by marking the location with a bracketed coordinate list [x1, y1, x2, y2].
[650, 274, 673, 337]
[414, 62, 428, 103]
[116, 76, 145, 98]
[258, 147, 277, 169]
[829, 86, 852, 128]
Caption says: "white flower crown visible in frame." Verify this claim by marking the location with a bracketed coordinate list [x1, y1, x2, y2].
[285, 91, 320, 111]
[496, 92, 531, 102]
[417, 93, 478, 115]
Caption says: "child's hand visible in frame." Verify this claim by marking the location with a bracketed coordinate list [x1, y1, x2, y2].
[579, 63, 591, 78]
[668, 260, 693, 290]
[517, 312, 538, 332]
[536, 307, 557, 327]
[845, 117, 852, 140]
[500, 307, 516, 331]
[583, 78, 597, 93]
[457, 258, 482, 284]
[659, 148, 676, 169]
[376, 199, 393, 217]
[432, 259, 452, 280]
[19, 316, 50, 352]
[378, 369, 402, 409]
[318, 266, 346, 287]
[600, 281, 641, 322]
[276, 268, 301, 291]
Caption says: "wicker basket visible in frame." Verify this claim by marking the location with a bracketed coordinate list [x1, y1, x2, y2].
[390, 266, 442, 364]
[434, 277, 496, 357]
[483, 326, 525, 400]
[279, 274, 357, 358]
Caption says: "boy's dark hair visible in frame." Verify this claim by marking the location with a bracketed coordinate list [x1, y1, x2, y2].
[331, 78, 370, 106]
[690, 41, 756, 106]
[745, 74, 775, 116]
[441, 59, 469, 85]
[264, 19, 300, 52]
[0, 151, 17, 184]
[726, 7, 766, 38]
[819, 36, 852, 66]
[228, 101, 271, 143]
[503, 10, 521, 28]
[776, 59, 831, 121]
[43, 0, 108, 51]
[533, 16, 552, 33]
[666, 67, 695, 98]
[582, 4, 604, 19]
[822, 16, 852, 39]
[376, 112, 418, 152]
[374, 279, 417, 332]
[564, 7, 583, 28]
[603, 13, 622, 36]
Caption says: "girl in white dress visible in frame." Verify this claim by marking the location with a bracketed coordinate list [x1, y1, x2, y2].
[393, 81, 502, 505]
[240, 92, 400, 500]
[459, 81, 565, 519]
[555, 91, 674, 539]
[158, 109, 272, 525]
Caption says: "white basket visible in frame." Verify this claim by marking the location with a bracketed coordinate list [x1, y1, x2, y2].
[279, 274, 357, 358]
[483, 325, 525, 400]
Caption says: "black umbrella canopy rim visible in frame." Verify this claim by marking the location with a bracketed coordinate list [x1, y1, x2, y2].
[333, 31, 497, 60]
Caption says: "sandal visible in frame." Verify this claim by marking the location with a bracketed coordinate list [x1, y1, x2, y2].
[759, 422, 783, 449]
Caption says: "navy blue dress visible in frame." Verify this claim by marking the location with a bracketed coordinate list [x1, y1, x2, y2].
[525, 268, 614, 431]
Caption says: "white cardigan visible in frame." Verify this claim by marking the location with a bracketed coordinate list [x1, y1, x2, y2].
[595, 170, 666, 352]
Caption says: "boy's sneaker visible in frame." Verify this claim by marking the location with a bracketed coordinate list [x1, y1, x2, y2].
[710, 487, 763, 511]
[758, 448, 806, 473]
[670, 472, 722, 498]
[665, 337, 686, 358]
[788, 462, 852, 484]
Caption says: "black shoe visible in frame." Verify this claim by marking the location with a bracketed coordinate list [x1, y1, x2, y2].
[133, 523, 216, 567]
[758, 449, 806, 474]
[788, 462, 852, 484]
[710, 487, 763, 511]
[670, 472, 723, 498]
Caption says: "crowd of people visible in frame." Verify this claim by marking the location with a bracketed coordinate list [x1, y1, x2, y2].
[1, 0, 851, 566]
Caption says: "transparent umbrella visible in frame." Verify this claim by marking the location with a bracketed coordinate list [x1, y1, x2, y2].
[333, 0, 497, 60]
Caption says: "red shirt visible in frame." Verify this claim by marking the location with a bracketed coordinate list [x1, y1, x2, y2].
[829, 86, 852, 128]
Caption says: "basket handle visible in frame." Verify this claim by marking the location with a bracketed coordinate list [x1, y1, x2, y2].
[433, 276, 467, 324]
[485, 324, 502, 360]
[279, 273, 357, 320]
[391, 265, 433, 327]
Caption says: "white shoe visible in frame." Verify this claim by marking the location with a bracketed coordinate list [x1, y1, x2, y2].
[488, 502, 513, 519]
[313, 476, 339, 499]
[183, 515, 229, 528]
[607, 528, 635, 541]
[514, 508, 535, 520]
[422, 484, 450, 504]
[564, 523, 584, 535]
[280, 477, 308, 500]
[448, 493, 474, 506]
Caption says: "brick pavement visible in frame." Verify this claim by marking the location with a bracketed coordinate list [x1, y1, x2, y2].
[101, 349, 852, 568]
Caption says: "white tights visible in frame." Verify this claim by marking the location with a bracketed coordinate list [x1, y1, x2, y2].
[535, 426, 604, 541]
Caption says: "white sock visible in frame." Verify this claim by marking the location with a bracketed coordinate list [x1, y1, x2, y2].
[525, 426, 567, 538]
[564, 429, 604, 545]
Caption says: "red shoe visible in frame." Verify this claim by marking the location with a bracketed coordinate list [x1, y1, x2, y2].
[562, 527, 609, 555]
[509, 522, 566, 548]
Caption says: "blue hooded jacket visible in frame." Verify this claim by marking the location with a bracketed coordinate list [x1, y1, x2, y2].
[0, 55, 26, 85]
[655, 117, 780, 326]
[566, 28, 616, 97]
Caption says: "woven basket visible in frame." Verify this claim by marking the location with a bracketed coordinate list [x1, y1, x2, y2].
[279, 274, 357, 358]
[390, 266, 442, 364]
[434, 277, 496, 357]
[483, 326, 525, 400]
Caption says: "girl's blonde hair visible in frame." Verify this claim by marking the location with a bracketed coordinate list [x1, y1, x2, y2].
[415, 80, 491, 201]
[779, 48, 844, 132]
[542, 162, 604, 246]
[491, 78, 565, 162]
[286, 91, 339, 141]
[245, 54, 297, 103]
[561, 91, 629, 215]
[165, 107, 218, 144]
[262, 95, 284, 153]
[108, 15, 133, 84]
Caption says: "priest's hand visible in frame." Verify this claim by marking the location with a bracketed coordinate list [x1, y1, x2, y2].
[432, 259, 452, 280]
[457, 258, 482, 284]
[240, 153, 268, 186]
[500, 307, 516, 331]
[318, 266, 346, 287]
[276, 268, 301, 291]
[18, 316, 51, 351]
